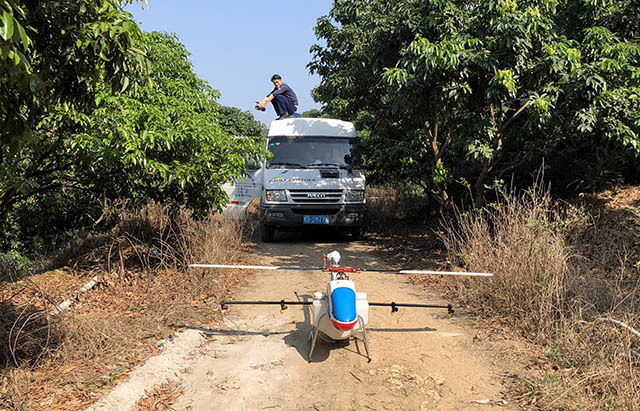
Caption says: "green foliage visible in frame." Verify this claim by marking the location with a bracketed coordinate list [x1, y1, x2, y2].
[300, 108, 324, 118]
[60, 32, 265, 215]
[217, 105, 267, 138]
[0, 31, 267, 251]
[0, 0, 148, 157]
[0, 249, 33, 281]
[433, 162, 453, 186]
[310, 0, 640, 206]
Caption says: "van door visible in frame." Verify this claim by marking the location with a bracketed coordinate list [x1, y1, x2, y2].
[221, 157, 263, 219]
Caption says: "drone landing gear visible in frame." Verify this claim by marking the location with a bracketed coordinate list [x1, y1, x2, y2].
[357, 315, 372, 362]
[308, 314, 371, 363]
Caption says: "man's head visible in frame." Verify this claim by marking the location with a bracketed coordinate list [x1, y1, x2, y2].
[271, 74, 283, 88]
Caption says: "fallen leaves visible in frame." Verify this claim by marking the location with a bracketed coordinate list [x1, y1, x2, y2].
[135, 380, 184, 410]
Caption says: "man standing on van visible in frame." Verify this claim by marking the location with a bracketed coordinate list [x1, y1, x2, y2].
[256, 74, 299, 120]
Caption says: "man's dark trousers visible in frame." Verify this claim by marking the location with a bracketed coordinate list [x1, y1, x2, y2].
[271, 94, 296, 116]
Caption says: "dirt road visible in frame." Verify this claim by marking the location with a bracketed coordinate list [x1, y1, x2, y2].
[89, 232, 512, 411]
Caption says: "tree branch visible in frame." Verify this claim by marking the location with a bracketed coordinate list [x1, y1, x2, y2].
[500, 99, 532, 133]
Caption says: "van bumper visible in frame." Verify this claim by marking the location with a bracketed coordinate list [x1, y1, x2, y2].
[260, 203, 366, 228]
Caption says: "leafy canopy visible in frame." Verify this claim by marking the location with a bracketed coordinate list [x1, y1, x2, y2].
[0, 30, 267, 250]
[309, 0, 640, 206]
[1, 30, 266, 216]
[75, 32, 267, 215]
[0, 0, 148, 156]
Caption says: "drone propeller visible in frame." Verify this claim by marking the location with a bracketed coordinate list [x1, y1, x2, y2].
[188, 264, 493, 277]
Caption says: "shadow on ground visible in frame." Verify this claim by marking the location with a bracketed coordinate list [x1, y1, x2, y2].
[0, 300, 62, 370]
[176, 282, 442, 365]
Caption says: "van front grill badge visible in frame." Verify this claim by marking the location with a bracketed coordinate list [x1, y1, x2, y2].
[307, 193, 326, 199]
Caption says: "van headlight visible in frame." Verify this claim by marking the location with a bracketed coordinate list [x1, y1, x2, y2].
[266, 190, 287, 202]
[345, 190, 365, 202]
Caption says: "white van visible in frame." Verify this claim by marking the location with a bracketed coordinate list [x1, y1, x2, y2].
[260, 117, 366, 241]
[222, 118, 366, 242]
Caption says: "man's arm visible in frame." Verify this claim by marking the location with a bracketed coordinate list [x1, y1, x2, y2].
[257, 94, 274, 110]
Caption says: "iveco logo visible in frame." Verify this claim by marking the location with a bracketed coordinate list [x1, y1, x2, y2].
[307, 193, 326, 199]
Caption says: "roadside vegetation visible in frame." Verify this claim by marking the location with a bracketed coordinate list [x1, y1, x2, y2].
[313, 2, 640, 406]
[1, 1, 265, 408]
[442, 184, 640, 408]
[0, 1, 267, 260]
[366, 183, 640, 408]
[0, 202, 255, 410]
[310, 0, 640, 208]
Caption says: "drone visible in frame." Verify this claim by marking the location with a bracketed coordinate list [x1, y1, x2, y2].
[189, 251, 493, 362]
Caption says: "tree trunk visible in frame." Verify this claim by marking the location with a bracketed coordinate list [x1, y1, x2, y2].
[426, 115, 454, 210]
[473, 101, 532, 208]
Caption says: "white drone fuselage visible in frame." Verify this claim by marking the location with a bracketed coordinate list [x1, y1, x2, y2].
[312, 277, 369, 341]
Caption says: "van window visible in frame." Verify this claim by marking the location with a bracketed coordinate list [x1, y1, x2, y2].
[267, 136, 353, 169]
[245, 154, 261, 170]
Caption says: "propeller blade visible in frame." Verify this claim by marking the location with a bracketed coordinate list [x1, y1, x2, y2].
[365, 269, 493, 277]
[189, 264, 317, 271]
[189, 264, 493, 277]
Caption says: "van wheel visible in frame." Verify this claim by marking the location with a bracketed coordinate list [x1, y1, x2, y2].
[350, 227, 361, 241]
[261, 224, 275, 242]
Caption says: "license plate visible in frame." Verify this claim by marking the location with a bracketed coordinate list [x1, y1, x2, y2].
[303, 215, 330, 224]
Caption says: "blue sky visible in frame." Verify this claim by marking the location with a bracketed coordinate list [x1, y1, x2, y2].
[126, 1, 333, 125]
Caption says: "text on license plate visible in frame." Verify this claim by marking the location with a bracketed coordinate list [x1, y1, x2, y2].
[303, 215, 330, 224]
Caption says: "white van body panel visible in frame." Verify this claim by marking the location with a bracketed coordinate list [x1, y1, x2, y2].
[267, 118, 356, 138]
[263, 169, 365, 190]
[221, 167, 263, 218]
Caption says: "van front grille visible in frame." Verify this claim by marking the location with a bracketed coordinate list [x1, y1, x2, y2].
[289, 189, 342, 203]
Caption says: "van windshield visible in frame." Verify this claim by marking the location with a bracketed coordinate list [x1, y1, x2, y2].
[266, 136, 353, 169]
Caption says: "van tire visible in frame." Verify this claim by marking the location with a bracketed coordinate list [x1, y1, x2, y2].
[350, 227, 361, 241]
[261, 224, 275, 242]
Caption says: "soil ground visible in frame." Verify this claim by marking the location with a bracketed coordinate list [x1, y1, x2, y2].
[90, 230, 517, 411]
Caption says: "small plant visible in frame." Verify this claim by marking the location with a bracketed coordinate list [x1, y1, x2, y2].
[365, 185, 430, 231]
[544, 342, 574, 368]
[440, 183, 570, 340]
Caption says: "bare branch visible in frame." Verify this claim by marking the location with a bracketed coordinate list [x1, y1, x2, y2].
[501, 99, 532, 133]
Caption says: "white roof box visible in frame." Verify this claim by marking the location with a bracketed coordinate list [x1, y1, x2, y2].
[268, 118, 356, 137]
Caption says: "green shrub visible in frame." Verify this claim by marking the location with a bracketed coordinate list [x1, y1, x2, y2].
[0, 251, 33, 283]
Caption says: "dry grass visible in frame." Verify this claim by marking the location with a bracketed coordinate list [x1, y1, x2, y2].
[365, 185, 431, 231]
[440, 184, 640, 409]
[440, 184, 574, 339]
[0, 201, 255, 410]
[365, 185, 446, 270]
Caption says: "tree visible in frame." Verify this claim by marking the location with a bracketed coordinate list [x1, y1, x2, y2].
[300, 108, 324, 118]
[1, 0, 149, 217]
[0, 31, 267, 251]
[217, 105, 267, 138]
[0, 0, 147, 156]
[546, 0, 640, 189]
[309, 0, 640, 207]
